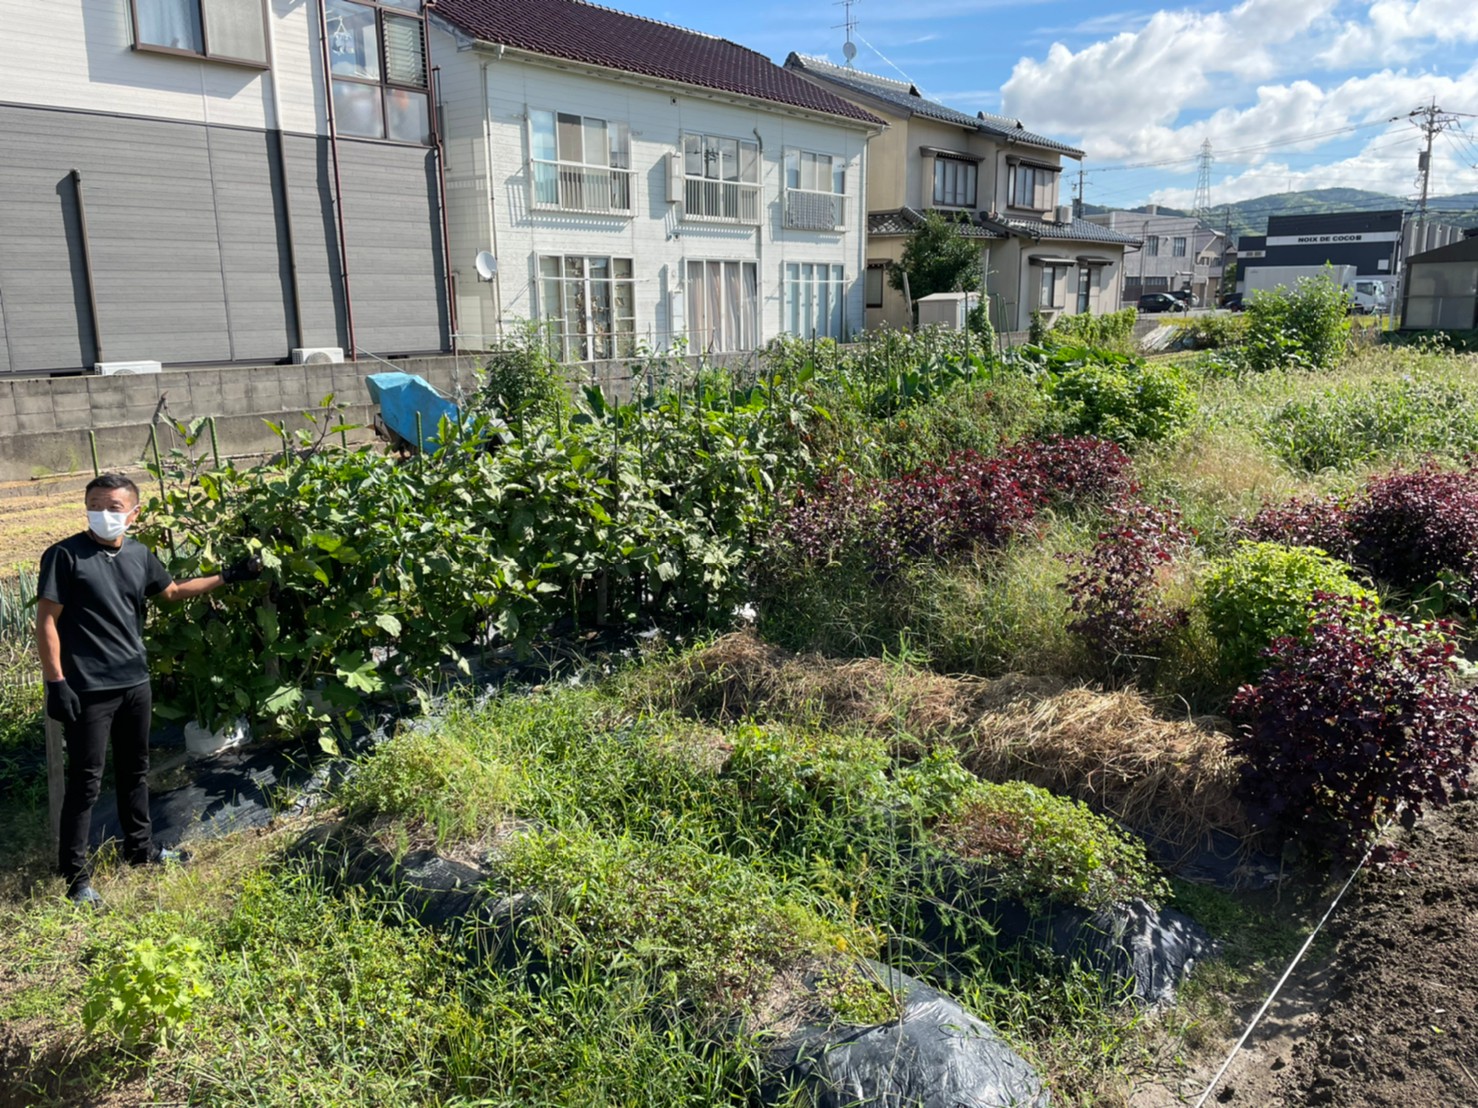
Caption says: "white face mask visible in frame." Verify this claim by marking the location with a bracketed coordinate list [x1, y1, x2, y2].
[87, 509, 131, 541]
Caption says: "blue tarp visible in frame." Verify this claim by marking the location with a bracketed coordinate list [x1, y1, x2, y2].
[366, 372, 459, 453]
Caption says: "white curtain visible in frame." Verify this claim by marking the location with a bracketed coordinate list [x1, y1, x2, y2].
[137, 0, 202, 50]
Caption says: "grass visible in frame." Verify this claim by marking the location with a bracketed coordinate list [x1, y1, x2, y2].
[7, 330, 1478, 1106]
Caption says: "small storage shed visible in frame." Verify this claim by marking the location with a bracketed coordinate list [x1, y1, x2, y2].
[915, 291, 981, 331]
[1401, 234, 1478, 331]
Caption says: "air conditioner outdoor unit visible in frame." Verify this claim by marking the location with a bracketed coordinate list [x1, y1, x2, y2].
[95, 360, 162, 376]
[292, 347, 345, 365]
[1055, 204, 1074, 225]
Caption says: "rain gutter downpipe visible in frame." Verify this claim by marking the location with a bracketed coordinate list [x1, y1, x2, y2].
[315, 0, 358, 361]
[263, 6, 305, 349]
[70, 169, 104, 365]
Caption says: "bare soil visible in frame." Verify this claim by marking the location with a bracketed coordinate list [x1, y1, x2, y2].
[0, 480, 89, 578]
[1135, 799, 1478, 1107]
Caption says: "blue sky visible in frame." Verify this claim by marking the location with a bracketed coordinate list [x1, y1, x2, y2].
[618, 0, 1478, 212]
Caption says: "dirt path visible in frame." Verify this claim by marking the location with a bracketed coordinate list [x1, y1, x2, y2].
[1136, 799, 1478, 1107]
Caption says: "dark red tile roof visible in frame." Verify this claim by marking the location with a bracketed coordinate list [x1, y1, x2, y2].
[429, 0, 883, 125]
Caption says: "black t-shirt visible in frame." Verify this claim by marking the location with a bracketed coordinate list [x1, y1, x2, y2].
[37, 533, 174, 692]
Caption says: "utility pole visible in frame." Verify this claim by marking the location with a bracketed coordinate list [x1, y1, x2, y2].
[1397, 99, 1475, 239]
[1075, 164, 1085, 219]
[1221, 204, 1232, 300]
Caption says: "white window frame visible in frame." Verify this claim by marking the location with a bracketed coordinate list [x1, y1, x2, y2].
[1038, 264, 1068, 309]
[1172, 236, 1188, 257]
[685, 259, 759, 352]
[1009, 162, 1059, 210]
[537, 254, 636, 362]
[528, 110, 633, 214]
[783, 148, 847, 231]
[681, 133, 761, 224]
[932, 155, 977, 208]
[784, 263, 846, 339]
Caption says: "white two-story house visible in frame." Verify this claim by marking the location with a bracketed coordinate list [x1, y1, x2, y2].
[0, 0, 452, 374]
[428, 0, 884, 360]
[787, 56, 1139, 335]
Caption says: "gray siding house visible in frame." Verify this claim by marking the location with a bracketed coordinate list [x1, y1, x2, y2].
[0, 0, 451, 375]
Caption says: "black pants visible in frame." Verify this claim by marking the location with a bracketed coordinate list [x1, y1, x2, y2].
[58, 681, 154, 888]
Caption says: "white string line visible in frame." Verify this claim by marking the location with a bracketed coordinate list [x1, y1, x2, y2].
[1191, 837, 1379, 1108]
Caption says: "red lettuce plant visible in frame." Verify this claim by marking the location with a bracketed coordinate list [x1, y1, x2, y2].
[1230, 594, 1478, 859]
[1239, 493, 1354, 561]
[1347, 465, 1478, 608]
[1063, 500, 1192, 677]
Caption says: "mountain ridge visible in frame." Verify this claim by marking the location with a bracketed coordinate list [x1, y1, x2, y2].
[1083, 188, 1478, 241]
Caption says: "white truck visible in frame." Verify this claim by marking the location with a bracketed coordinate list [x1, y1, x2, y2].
[1242, 264, 1376, 311]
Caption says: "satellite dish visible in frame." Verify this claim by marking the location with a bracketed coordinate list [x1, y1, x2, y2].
[842, 40, 856, 62]
[475, 251, 498, 281]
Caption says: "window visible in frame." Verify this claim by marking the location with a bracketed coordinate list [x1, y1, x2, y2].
[326, 0, 431, 144]
[1038, 264, 1067, 309]
[686, 260, 758, 352]
[865, 264, 886, 309]
[784, 150, 846, 230]
[932, 156, 977, 208]
[529, 111, 632, 213]
[1146, 235, 1160, 257]
[130, 0, 267, 65]
[682, 134, 760, 223]
[1172, 236, 1187, 257]
[1077, 267, 1093, 314]
[785, 263, 845, 339]
[538, 255, 636, 362]
[1009, 163, 1058, 209]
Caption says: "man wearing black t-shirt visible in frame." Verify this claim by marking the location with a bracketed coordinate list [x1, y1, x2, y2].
[36, 473, 261, 908]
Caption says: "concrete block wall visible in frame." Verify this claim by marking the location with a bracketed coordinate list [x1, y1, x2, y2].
[0, 351, 761, 482]
[0, 357, 469, 482]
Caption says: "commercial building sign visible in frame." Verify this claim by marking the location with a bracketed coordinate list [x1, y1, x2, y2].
[1265, 231, 1402, 247]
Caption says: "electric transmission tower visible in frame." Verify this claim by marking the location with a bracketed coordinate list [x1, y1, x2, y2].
[1191, 139, 1214, 224]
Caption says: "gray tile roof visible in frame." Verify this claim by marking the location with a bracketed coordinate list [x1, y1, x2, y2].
[786, 54, 1083, 158]
[432, 0, 885, 125]
[868, 208, 1008, 239]
[987, 213, 1141, 245]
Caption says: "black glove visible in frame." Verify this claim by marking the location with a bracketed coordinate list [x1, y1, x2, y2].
[221, 555, 264, 584]
[45, 680, 81, 724]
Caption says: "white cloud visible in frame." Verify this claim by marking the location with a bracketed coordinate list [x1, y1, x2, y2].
[993, 0, 1478, 207]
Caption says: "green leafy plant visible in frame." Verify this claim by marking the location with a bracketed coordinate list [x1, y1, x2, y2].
[1241, 269, 1351, 373]
[1037, 346, 1195, 446]
[1046, 307, 1140, 353]
[934, 780, 1171, 910]
[82, 935, 213, 1049]
[1200, 541, 1376, 683]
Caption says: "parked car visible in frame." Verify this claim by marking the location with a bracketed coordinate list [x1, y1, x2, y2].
[1219, 293, 1245, 312]
[1138, 293, 1189, 313]
[1169, 290, 1199, 307]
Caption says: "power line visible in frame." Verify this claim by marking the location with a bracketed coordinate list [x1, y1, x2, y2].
[1082, 119, 1394, 175]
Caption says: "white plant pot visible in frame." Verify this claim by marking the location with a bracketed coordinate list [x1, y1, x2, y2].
[184, 716, 251, 759]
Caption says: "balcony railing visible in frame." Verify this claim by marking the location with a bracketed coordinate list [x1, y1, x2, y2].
[531, 159, 633, 214]
[683, 177, 761, 224]
[784, 188, 846, 232]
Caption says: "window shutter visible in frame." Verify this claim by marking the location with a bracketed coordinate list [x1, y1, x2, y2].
[383, 13, 426, 86]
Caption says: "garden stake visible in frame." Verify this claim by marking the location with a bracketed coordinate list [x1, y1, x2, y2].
[416, 411, 424, 465]
[207, 417, 221, 468]
[88, 431, 99, 477]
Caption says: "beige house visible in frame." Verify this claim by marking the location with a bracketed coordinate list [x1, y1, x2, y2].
[786, 55, 1138, 334]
